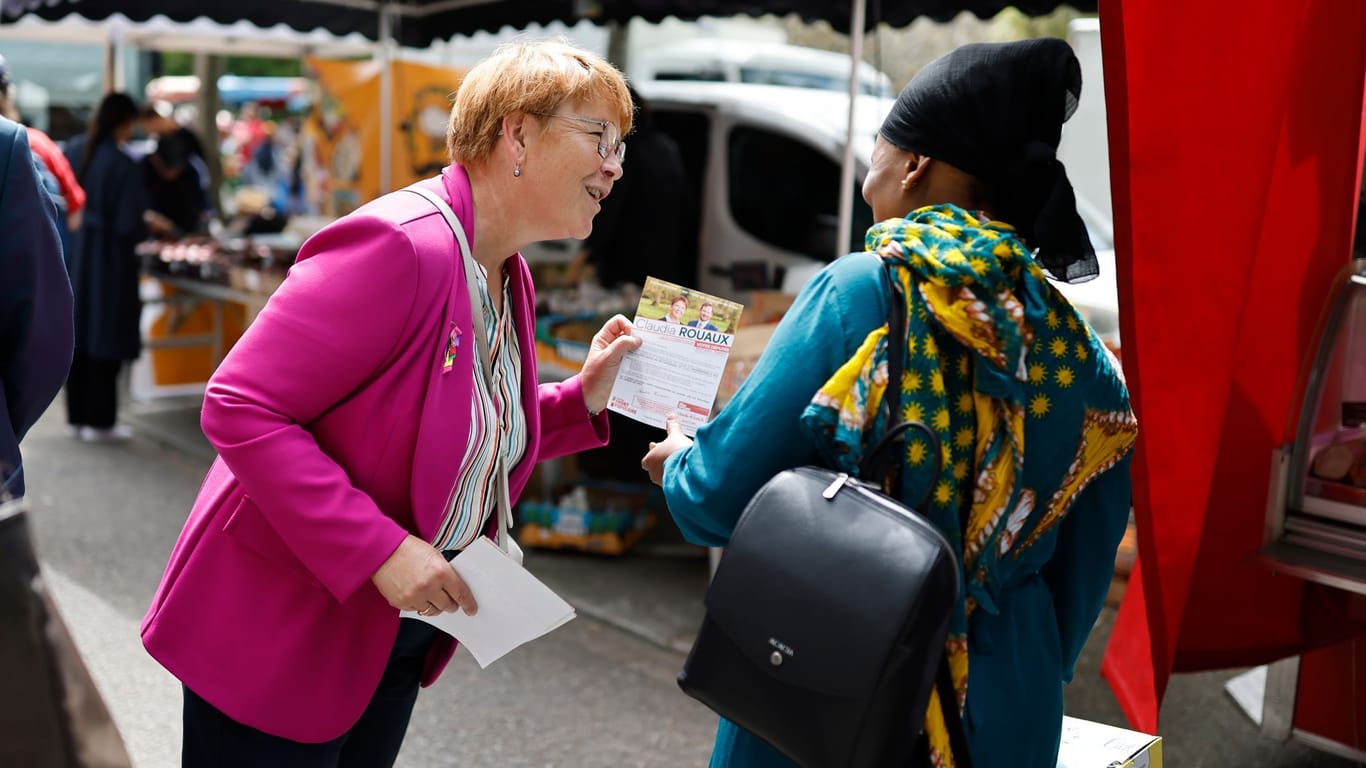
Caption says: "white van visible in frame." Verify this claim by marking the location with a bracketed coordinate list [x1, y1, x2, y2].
[636, 39, 894, 98]
[564, 71, 1118, 347]
[635, 79, 895, 298]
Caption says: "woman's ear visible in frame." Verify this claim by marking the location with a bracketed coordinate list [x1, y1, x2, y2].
[500, 112, 532, 164]
[901, 153, 932, 192]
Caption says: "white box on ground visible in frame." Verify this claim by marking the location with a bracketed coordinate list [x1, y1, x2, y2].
[1057, 715, 1163, 768]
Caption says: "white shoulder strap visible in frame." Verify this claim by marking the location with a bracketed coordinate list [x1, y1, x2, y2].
[403, 185, 519, 561]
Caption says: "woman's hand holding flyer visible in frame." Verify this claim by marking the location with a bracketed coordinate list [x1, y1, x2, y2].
[606, 277, 745, 436]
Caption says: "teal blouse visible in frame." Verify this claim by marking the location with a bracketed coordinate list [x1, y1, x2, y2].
[662, 250, 1134, 768]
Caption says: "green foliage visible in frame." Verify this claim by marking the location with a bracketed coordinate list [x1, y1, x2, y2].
[988, 7, 1083, 42]
[158, 52, 303, 78]
[158, 52, 194, 76]
[223, 56, 304, 77]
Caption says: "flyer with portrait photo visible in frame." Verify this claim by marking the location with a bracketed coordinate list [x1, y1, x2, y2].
[607, 277, 745, 436]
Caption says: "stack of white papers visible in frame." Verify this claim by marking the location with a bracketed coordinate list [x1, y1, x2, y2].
[400, 538, 576, 668]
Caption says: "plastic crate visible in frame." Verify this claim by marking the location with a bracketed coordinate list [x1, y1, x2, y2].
[516, 481, 661, 555]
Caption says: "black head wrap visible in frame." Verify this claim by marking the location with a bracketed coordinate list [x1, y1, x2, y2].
[879, 38, 1097, 283]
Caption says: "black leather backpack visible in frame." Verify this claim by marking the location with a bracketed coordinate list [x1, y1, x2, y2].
[677, 264, 972, 768]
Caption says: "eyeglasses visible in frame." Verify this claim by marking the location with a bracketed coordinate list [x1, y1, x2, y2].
[530, 112, 626, 162]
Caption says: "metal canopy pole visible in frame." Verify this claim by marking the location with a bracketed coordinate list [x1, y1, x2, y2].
[103, 17, 125, 93]
[379, 1, 394, 194]
[836, 0, 867, 260]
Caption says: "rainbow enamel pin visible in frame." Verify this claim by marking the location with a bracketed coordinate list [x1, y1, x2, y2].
[443, 325, 461, 372]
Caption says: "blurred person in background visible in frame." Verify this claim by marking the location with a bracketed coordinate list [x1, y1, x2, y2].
[0, 115, 128, 768]
[141, 39, 641, 767]
[574, 85, 690, 289]
[242, 119, 280, 191]
[572, 85, 692, 485]
[66, 92, 155, 444]
[142, 101, 211, 236]
[241, 118, 305, 218]
[0, 53, 85, 253]
[231, 100, 268, 170]
[643, 39, 1137, 768]
[279, 116, 309, 216]
[0, 113, 73, 499]
[0, 120, 125, 768]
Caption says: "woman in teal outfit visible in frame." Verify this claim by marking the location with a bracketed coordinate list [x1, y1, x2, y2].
[643, 39, 1137, 768]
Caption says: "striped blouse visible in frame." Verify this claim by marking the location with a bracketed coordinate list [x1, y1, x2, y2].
[430, 264, 528, 552]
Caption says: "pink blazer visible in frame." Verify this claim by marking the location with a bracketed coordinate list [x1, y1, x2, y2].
[141, 166, 608, 743]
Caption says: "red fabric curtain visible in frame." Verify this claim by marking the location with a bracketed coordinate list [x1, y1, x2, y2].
[1098, 0, 1366, 733]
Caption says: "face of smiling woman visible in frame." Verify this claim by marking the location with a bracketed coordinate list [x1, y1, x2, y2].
[528, 96, 624, 241]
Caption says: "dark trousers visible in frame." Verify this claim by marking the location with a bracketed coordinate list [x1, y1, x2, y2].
[65, 352, 122, 429]
[182, 619, 443, 768]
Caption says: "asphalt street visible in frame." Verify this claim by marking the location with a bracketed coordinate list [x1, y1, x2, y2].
[17, 395, 1364, 767]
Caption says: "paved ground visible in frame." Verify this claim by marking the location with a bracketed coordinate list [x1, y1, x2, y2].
[16, 393, 1364, 767]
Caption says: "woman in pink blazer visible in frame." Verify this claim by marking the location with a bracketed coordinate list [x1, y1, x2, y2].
[142, 41, 641, 767]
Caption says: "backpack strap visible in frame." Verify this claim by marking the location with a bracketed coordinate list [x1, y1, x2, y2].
[872, 260, 974, 768]
[859, 262, 933, 501]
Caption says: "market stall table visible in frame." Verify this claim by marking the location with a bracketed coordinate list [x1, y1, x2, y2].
[137, 235, 294, 379]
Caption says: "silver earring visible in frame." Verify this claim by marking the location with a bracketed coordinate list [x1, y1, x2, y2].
[513, 166, 521, 177]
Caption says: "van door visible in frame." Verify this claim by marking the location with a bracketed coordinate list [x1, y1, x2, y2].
[714, 121, 872, 297]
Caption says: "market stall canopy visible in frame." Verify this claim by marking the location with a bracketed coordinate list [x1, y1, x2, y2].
[0, 10, 375, 57]
[1, 0, 1102, 223]
[1, 0, 1097, 48]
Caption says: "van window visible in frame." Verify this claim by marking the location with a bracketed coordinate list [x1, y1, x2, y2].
[655, 70, 727, 82]
[727, 126, 873, 260]
[737, 67, 886, 96]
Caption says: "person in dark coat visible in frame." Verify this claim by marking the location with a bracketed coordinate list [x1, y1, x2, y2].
[574, 87, 692, 483]
[142, 102, 210, 236]
[0, 115, 73, 497]
[578, 85, 691, 289]
[66, 92, 149, 443]
[1, 116, 126, 765]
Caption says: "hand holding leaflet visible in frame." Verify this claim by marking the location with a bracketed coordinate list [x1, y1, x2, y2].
[400, 538, 575, 668]
[607, 276, 745, 435]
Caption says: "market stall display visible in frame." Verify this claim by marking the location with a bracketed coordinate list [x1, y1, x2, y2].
[135, 232, 298, 386]
[516, 480, 660, 556]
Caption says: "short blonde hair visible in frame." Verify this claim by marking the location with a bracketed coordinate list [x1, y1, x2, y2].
[447, 39, 633, 166]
